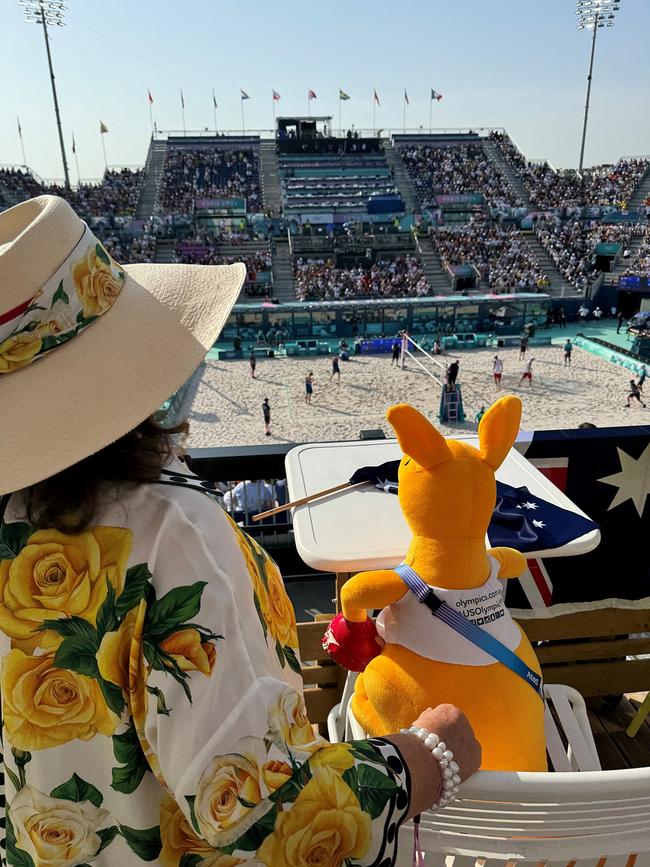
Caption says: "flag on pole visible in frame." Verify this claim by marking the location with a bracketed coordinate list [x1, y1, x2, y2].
[212, 89, 217, 108]
[180, 89, 185, 109]
[431, 89, 444, 101]
[147, 90, 153, 105]
[272, 89, 281, 101]
[308, 89, 317, 100]
[374, 90, 380, 106]
[17, 117, 22, 137]
[99, 121, 109, 134]
[71, 134, 76, 154]
[241, 89, 250, 100]
[339, 89, 350, 100]
[404, 89, 410, 105]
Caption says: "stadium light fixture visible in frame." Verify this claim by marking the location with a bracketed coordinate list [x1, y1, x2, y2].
[575, 0, 621, 174]
[19, 0, 71, 188]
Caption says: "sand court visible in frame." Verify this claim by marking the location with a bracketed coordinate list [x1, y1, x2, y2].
[183, 343, 646, 448]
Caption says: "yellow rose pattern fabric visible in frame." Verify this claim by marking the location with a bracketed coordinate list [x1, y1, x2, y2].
[0, 235, 124, 375]
[0, 478, 410, 867]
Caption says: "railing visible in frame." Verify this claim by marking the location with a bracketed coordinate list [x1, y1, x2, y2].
[154, 127, 510, 142]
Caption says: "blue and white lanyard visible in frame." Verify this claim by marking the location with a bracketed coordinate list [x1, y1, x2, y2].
[393, 562, 544, 699]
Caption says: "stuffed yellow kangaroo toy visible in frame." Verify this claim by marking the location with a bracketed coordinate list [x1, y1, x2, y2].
[327, 396, 547, 772]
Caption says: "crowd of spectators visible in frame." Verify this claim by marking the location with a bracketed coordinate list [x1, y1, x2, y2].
[175, 239, 271, 269]
[432, 224, 548, 291]
[160, 147, 261, 214]
[535, 218, 640, 291]
[0, 167, 43, 207]
[174, 239, 272, 286]
[489, 132, 648, 209]
[294, 255, 430, 301]
[625, 228, 650, 276]
[69, 169, 144, 217]
[0, 168, 143, 218]
[101, 231, 155, 264]
[399, 142, 519, 208]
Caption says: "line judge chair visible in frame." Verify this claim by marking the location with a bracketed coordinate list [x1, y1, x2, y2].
[327, 674, 650, 866]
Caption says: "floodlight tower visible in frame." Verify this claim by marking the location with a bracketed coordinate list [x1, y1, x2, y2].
[20, 0, 71, 189]
[576, 0, 621, 175]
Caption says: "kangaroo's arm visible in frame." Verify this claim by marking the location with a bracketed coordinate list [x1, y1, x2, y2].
[488, 546, 527, 580]
[341, 569, 408, 622]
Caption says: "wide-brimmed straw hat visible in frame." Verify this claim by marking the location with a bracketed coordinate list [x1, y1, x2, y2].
[0, 195, 245, 495]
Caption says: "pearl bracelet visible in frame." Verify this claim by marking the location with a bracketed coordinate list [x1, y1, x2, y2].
[400, 726, 461, 808]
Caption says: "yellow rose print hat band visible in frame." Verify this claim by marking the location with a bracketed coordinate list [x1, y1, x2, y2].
[0, 223, 125, 374]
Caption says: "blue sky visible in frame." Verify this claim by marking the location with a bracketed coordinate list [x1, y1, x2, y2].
[1, 0, 648, 181]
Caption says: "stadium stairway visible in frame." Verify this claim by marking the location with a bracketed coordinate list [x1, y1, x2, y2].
[136, 139, 168, 220]
[383, 140, 419, 212]
[416, 234, 452, 294]
[520, 230, 576, 297]
[630, 164, 650, 210]
[260, 141, 282, 215]
[271, 238, 296, 303]
[607, 236, 646, 283]
[482, 138, 531, 209]
[153, 238, 176, 264]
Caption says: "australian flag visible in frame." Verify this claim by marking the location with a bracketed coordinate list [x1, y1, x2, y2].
[349, 461, 598, 555]
[512, 425, 650, 613]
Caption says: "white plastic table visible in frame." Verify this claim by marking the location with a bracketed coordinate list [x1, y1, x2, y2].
[285, 437, 600, 576]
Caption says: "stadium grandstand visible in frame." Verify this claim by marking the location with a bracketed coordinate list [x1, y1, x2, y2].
[2, 120, 650, 314]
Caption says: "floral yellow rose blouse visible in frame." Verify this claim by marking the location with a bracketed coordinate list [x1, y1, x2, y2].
[0, 466, 411, 867]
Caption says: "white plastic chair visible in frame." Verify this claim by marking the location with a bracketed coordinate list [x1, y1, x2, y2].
[328, 676, 600, 772]
[327, 674, 650, 865]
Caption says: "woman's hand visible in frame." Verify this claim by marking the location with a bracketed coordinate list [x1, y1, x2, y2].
[411, 704, 481, 783]
[385, 704, 481, 820]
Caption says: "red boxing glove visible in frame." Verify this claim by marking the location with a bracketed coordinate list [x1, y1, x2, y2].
[322, 613, 382, 672]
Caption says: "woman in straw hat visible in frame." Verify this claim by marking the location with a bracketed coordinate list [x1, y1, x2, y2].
[0, 196, 479, 867]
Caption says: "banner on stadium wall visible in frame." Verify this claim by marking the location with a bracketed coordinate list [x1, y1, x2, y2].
[596, 242, 622, 256]
[619, 276, 650, 291]
[449, 264, 477, 278]
[194, 197, 246, 213]
[299, 213, 335, 224]
[434, 193, 484, 206]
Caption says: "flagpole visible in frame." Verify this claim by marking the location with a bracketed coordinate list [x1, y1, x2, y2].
[148, 100, 154, 137]
[72, 135, 80, 186]
[181, 92, 186, 135]
[100, 131, 107, 171]
[338, 96, 341, 138]
[307, 92, 310, 118]
[241, 97, 246, 134]
[372, 92, 376, 137]
[212, 90, 217, 133]
[403, 98, 406, 134]
[429, 95, 432, 134]
[272, 96, 276, 129]
[17, 117, 27, 168]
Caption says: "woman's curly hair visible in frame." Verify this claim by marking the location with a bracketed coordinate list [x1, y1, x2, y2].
[19, 417, 189, 533]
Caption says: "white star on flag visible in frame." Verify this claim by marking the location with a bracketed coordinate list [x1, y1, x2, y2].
[521, 501, 538, 510]
[532, 519, 546, 528]
[598, 442, 650, 518]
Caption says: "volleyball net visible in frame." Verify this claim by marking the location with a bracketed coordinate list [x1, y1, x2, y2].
[400, 333, 490, 424]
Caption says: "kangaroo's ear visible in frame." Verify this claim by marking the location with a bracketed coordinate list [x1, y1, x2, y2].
[387, 403, 452, 469]
[478, 396, 522, 470]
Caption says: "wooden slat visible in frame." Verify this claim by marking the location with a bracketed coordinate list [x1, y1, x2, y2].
[543, 659, 650, 697]
[595, 702, 650, 770]
[519, 609, 650, 642]
[298, 620, 332, 662]
[304, 686, 340, 725]
[301, 664, 343, 687]
[537, 637, 650, 664]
